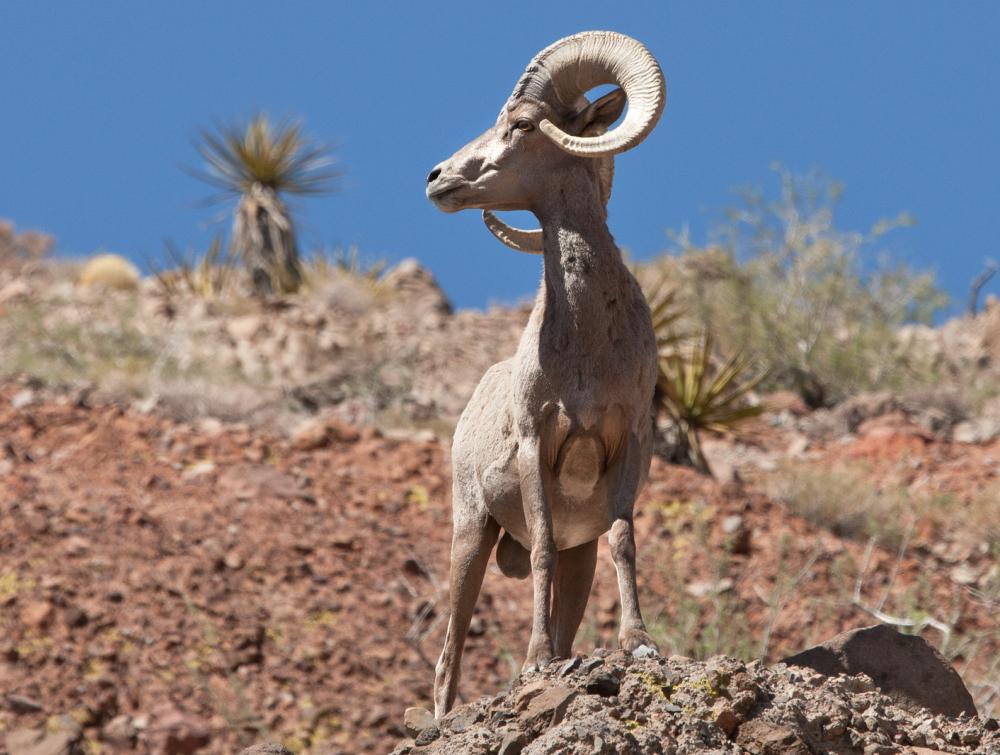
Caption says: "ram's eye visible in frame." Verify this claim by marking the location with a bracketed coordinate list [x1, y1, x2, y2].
[514, 119, 534, 132]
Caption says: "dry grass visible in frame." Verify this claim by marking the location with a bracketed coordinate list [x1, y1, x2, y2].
[766, 460, 1000, 550]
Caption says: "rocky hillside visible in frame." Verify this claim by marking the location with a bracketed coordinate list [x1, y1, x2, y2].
[1, 381, 997, 754]
[1, 234, 998, 753]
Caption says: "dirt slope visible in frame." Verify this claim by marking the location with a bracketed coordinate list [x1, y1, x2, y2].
[0, 384, 996, 753]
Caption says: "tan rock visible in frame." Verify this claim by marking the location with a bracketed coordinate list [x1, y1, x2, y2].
[21, 600, 53, 629]
[403, 706, 436, 737]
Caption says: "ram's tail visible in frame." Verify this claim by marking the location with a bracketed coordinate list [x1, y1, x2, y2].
[496, 531, 530, 579]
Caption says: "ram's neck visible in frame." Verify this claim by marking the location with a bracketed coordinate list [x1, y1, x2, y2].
[533, 175, 629, 343]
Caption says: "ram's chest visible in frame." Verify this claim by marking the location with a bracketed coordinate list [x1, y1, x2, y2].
[535, 401, 623, 501]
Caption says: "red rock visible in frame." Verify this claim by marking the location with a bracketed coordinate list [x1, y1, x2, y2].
[20, 601, 53, 629]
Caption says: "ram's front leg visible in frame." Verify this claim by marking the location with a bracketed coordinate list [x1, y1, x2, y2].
[518, 436, 557, 672]
[608, 432, 659, 655]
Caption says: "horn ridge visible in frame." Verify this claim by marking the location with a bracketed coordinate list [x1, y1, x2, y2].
[511, 31, 666, 158]
[482, 211, 544, 254]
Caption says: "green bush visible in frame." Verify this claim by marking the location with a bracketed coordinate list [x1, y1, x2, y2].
[645, 166, 948, 407]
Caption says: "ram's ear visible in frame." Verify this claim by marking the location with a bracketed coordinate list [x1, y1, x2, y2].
[572, 88, 627, 137]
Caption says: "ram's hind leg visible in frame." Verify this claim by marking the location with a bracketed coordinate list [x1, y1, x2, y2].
[551, 538, 598, 658]
[433, 512, 500, 719]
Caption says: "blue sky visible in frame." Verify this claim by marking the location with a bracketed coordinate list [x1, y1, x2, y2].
[2, 2, 999, 311]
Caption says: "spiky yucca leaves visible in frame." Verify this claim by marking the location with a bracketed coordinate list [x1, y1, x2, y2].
[657, 336, 765, 475]
[645, 273, 686, 356]
[156, 235, 238, 300]
[193, 114, 338, 296]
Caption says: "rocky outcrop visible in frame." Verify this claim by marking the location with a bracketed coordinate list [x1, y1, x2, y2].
[390, 648, 997, 754]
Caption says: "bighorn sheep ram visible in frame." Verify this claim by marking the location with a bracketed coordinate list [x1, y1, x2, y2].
[425, 30, 665, 717]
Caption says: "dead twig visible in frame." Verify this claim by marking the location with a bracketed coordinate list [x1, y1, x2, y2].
[852, 537, 952, 646]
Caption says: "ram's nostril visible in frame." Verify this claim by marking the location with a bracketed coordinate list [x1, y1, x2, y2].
[427, 168, 442, 184]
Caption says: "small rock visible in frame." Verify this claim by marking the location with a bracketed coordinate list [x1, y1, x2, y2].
[11, 389, 36, 410]
[182, 460, 215, 479]
[585, 671, 620, 697]
[148, 706, 211, 755]
[497, 730, 526, 755]
[414, 725, 440, 746]
[101, 715, 136, 748]
[5, 715, 82, 755]
[579, 657, 604, 673]
[558, 656, 582, 677]
[5, 694, 44, 714]
[291, 417, 330, 451]
[442, 704, 481, 733]
[403, 707, 436, 738]
[522, 686, 577, 728]
[63, 605, 89, 629]
[632, 644, 659, 659]
[713, 703, 739, 737]
[21, 601, 53, 630]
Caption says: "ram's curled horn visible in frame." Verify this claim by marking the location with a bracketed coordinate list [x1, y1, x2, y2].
[482, 211, 544, 253]
[513, 31, 666, 158]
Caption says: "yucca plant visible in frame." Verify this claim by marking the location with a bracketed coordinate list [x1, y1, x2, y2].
[657, 335, 765, 475]
[645, 272, 687, 356]
[192, 114, 339, 296]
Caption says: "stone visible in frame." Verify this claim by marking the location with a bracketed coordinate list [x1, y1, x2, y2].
[403, 707, 436, 738]
[5, 715, 81, 755]
[735, 720, 811, 754]
[11, 389, 36, 410]
[5, 694, 44, 714]
[952, 417, 1000, 444]
[413, 725, 440, 745]
[782, 624, 977, 717]
[497, 729, 526, 755]
[558, 656, 582, 676]
[713, 703, 739, 737]
[521, 686, 577, 728]
[441, 704, 482, 733]
[722, 514, 752, 555]
[291, 417, 330, 451]
[101, 715, 136, 748]
[21, 601, 53, 629]
[584, 671, 620, 697]
[147, 706, 211, 754]
[632, 644, 659, 660]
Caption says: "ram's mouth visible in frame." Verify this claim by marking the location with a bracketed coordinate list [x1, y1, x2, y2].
[427, 181, 470, 212]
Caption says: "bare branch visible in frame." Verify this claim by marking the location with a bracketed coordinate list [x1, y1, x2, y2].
[968, 260, 999, 316]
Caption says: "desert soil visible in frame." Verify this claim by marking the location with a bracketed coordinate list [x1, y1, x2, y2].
[0, 382, 997, 753]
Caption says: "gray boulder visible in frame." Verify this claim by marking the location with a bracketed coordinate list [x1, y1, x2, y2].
[782, 624, 976, 717]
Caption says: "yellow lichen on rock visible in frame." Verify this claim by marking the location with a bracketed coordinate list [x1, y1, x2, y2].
[78, 254, 140, 291]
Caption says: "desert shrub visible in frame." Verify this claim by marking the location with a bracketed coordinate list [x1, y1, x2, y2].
[301, 246, 386, 292]
[78, 253, 141, 291]
[768, 461, 907, 542]
[644, 166, 948, 407]
[766, 459, 1000, 550]
[0, 220, 53, 273]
